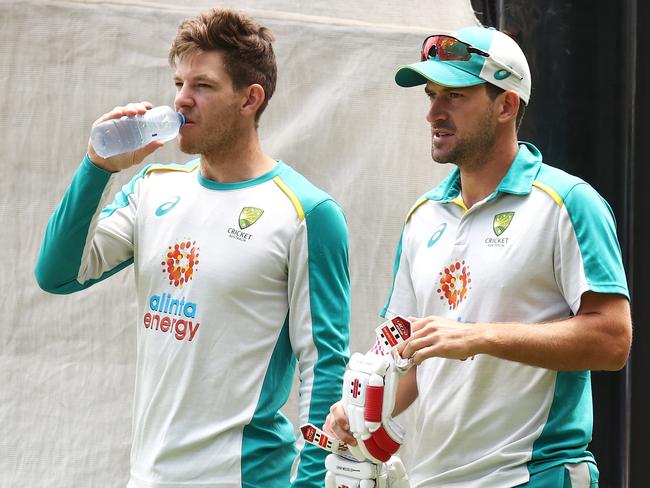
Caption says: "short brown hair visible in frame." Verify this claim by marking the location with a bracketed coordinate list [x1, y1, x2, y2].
[484, 83, 526, 131]
[169, 8, 277, 122]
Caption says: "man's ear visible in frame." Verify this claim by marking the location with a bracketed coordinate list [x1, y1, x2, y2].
[497, 90, 519, 124]
[240, 84, 266, 118]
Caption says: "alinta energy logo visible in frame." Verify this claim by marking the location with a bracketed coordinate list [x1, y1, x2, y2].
[228, 206, 264, 242]
[437, 259, 471, 310]
[161, 239, 199, 287]
[142, 239, 202, 342]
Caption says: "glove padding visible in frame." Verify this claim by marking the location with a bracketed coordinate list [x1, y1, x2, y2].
[341, 349, 412, 463]
[325, 454, 410, 488]
[341, 316, 413, 464]
[302, 317, 413, 486]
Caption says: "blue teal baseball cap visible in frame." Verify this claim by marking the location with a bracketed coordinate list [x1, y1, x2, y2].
[395, 26, 531, 104]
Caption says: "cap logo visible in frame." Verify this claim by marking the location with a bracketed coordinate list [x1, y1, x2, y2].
[494, 69, 511, 81]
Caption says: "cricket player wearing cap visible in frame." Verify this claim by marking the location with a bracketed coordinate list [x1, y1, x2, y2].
[326, 26, 632, 487]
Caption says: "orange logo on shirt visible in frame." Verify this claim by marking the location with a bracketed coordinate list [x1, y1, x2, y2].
[437, 259, 471, 309]
[161, 239, 200, 287]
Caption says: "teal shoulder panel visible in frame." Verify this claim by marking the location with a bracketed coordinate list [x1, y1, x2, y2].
[563, 184, 629, 298]
[534, 163, 586, 199]
[241, 316, 296, 487]
[274, 164, 351, 485]
[529, 370, 596, 475]
[535, 164, 629, 298]
[35, 156, 130, 294]
[274, 163, 334, 214]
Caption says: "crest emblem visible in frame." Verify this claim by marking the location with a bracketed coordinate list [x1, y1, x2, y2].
[239, 207, 264, 229]
[493, 212, 514, 236]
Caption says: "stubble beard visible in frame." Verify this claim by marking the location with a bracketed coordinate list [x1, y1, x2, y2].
[179, 113, 240, 157]
[179, 127, 238, 157]
[431, 104, 497, 172]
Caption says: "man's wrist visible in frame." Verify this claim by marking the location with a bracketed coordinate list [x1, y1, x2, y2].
[472, 322, 496, 357]
[83, 153, 117, 175]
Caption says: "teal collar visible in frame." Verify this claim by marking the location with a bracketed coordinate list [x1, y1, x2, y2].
[426, 142, 543, 202]
[197, 160, 285, 190]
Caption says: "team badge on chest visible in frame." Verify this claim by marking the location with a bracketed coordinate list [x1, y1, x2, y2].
[239, 207, 264, 229]
[493, 211, 514, 236]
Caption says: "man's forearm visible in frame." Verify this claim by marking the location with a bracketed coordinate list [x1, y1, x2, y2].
[393, 366, 418, 417]
[400, 293, 632, 372]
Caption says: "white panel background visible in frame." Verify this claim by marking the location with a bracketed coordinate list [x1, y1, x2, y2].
[0, 1, 477, 486]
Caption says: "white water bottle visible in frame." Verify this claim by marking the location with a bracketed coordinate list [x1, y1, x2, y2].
[90, 105, 185, 158]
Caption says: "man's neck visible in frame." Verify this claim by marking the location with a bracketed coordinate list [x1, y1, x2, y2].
[459, 137, 519, 209]
[200, 130, 276, 183]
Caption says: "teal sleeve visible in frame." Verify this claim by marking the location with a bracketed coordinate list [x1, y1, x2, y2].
[34, 155, 133, 294]
[294, 199, 350, 487]
[563, 183, 629, 299]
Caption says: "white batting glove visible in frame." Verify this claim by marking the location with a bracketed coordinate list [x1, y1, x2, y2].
[302, 317, 413, 487]
[324, 454, 410, 488]
[341, 317, 413, 463]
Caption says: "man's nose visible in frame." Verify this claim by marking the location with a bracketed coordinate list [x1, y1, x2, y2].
[426, 99, 448, 124]
[175, 85, 194, 111]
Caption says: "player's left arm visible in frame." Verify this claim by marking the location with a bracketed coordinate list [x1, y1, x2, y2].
[400, 292, 631, 371]
[288, 198, 350, 487]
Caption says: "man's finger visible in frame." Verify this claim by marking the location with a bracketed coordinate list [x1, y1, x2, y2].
[133, 140, 165, 164]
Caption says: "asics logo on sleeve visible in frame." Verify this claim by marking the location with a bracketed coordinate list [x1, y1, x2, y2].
[156, 196, 181, 216]
[428, 222, 447, 247]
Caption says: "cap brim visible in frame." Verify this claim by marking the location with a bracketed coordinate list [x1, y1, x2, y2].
[395, 60, 487, 88]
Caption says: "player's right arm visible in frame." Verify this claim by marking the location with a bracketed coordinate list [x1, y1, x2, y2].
[392, 365, 418, 416]
[34, 102, 162, 294]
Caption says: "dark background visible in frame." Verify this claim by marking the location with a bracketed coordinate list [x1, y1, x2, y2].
[471, 1, 646, 486]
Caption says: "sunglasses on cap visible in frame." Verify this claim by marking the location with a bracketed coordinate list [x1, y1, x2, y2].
[420, 34, 524, 81]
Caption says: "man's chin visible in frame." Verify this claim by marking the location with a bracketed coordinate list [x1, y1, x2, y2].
[178, 140, 200, 155]
[431, 148, 455, 164]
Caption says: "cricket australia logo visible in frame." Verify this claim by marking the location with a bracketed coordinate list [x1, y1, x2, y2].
[228, 207, 264, 242]
[239, 207, 264, 229]
[493, 212, 514, 236]
[485, 211, 514, 247]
